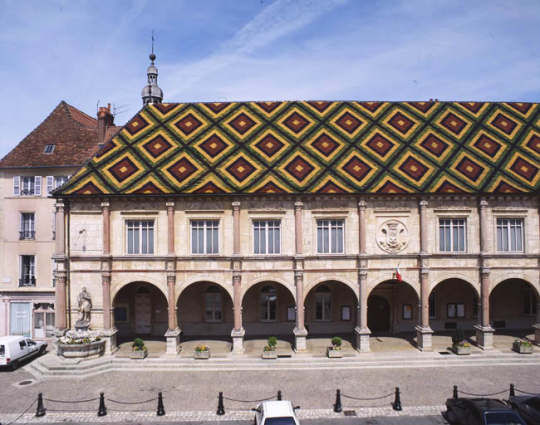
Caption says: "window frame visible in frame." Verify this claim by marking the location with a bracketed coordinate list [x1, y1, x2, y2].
[252, 219, 281, 255]
[125, 220, 155, 255]
[447, 303, 466, 319]
[438, 218, 467, 253]
[496, 217, 524, 253]
[19, 255, 36, 287]
[316, 219, 345, 255]
[190, 219, 220, 255]
[205, 286, 223, 323]
[315, 285, 332, 321]
[260, 285, 277, 322]
[20, 212, 36, 240]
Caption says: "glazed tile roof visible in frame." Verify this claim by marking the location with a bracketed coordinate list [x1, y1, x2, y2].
[0, 101, 101, 168]
[56, 101, 540, 196]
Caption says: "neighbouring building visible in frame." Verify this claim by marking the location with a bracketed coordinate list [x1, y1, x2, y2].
[0, 101, 119, 340]
[52, 58, 540, 354]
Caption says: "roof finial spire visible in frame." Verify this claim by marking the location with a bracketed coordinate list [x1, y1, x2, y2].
[142, 30, 163, 106]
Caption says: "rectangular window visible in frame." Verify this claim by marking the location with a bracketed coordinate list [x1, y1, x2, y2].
[191, 220, 219, 254]
[524, 286, 538, 316]
[439, 219, 466, 252]
[253, 220, 281, 254]
[20, 213, 35, 240]
[447, 303, 465, 318]
[46, 176, 54, 195]
[10, 303, 32, 337]
[205, 292, 222, 322]
[315, 292, 331, 321]
[113, 307, 128, 322]
[20, 176, 35, 196]
[126, 220, 154, 254]
[497, 218, 524, 252]
[54, 176, 68, 189]
[317, 219, 344, 254]
[43, 144, 55, 154]
[20, 255, 36, 286]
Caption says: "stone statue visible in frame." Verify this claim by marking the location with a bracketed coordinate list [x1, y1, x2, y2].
[76, 287, 92, 325]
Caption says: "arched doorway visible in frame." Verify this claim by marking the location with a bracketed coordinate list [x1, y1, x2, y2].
[368, 279, 419, 334]
[113, 282, 168, 342]
[242, 281, 295, 337]
[304, 281, 357, 335]
[177, 282, 233, 339]
[490, 279, 538, 332]
[429, 279, 479, 332]
[368, 296, 390, 332]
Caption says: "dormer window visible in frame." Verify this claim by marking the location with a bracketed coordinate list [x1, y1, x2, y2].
[44, 145, 55, 154]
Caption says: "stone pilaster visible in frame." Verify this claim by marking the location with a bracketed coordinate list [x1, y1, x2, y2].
[479, 198, 488, 254]
[54, 270, 67, 331]
[55, 200, 66, 256]
[355, 270, 370, 352]
[293, 271, 307, 352]
[416, 268, 433, 352]
[358, 200, 367, 254]
[419, 199, 428, 254]
[166, 200, 175, 255]
[101, 201, 110, 255]
[165, 272, 181, 355]
[232, 201, 241, 255]
[231, 272, 245, 353]
[475, 267, 494, 349]
[294, 201, 303, 255]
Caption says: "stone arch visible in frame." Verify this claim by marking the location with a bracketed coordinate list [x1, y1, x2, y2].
[303, 276, 358, 303]
[490, 277, 539, 330]
[367, 277, 420, 299]
[241, 277, 295, 305]
[176, 276, 233, 304]
[429, 275, 480, 298]
[111, 279, 167, 303]
[491, 275, 540, 298]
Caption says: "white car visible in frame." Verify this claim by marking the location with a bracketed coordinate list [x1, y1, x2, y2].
[252, 400, 300, 425]
[0, 335, 47, 371]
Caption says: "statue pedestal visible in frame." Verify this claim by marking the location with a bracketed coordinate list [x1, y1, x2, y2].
[165, 328, 181, 355]
[355, 326, 371, 352]
[100, 328, 118, 355]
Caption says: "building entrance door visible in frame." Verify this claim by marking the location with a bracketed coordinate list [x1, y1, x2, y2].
[368, 295, 391, 332]
[135, 292, 152, 334]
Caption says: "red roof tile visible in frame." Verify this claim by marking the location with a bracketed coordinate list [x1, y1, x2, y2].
[0, 101, 101, 168]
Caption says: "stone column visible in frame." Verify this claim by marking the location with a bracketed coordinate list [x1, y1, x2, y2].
[293, 271, 308, 351]
[54, 271, 67, 330]
[101, 201, 110, 254]
[479, 198, 488, 253]
[100, 272, 118, 354]
[55, 200, 66, 256]
[231, 272, 245, 353]
[232, 201, 241, 255]
[475, 267, 494, 349]
[294, 201, 303, 255]
[165, 272, 181, 355]
[166, 201, 175, 255]
[355, 270, 370, 352]
[415, 268, 433, 351]
[419, 199, 428, 254]
[358, 200, 367, 254]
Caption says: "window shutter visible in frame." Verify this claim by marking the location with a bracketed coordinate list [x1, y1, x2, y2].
[35, 176, 42, 196]
[46, 176, 54, 195]
[13, 176, 20, 196]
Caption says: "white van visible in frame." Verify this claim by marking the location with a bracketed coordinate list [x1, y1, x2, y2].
[0, 336, 47, 371]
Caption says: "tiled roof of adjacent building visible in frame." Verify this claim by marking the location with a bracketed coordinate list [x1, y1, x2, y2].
[56, 100, 540, 196]
[0, 101, 102, 168]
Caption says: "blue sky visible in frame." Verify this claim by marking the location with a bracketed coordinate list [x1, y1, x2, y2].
[1, 0, 539, 160]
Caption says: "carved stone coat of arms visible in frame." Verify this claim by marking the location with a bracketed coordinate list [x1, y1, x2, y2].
[377, 220, 409, 253]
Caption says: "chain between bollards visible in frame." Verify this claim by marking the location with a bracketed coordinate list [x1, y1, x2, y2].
[277, 390, 282, 401]
[157, 392, 165, 416]
[217, 392, 225, 416]
[453, 385, 458, 399]
[393, 387, 402, 411]
[98, 392, 107, 417]
[509, 383, 515, 397]
[36, 393, 46, 417]
[333, 389, 342, 413]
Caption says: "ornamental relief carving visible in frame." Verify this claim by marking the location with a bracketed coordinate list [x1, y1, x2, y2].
[376, 220, 409, 253]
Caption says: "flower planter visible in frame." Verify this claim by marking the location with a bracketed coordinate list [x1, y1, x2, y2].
[513, 343, 533, 354]
[452, 344, 471, 355]
[327, 347, 343, 358]
[130, 348, 148, 359]
[262, 350, 277, 359]
[194, 350, 210, 359]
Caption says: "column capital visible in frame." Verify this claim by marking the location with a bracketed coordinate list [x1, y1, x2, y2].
[232, 201, 241, 211]
[294, 201, 303, 210]
[358, 269, 368, 280]
[479, 198, 488, 209]
[55, 200, 65, 210]
[294, 271, 304, 280]
[166, 200, 175, 209]
[101, 271, 112, 279]
[53, 270, 67, 280]
[420, 268, 429, 279]
[232, 272, 242, 283]
[358, 199, 367, 210]
[419, 199, 428, 208]
[481, 267, 491, 278]
[100, 200, 110, 209]
[166, 272, 176, 281]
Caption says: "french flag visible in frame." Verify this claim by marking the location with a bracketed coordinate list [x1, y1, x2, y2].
[396, 263, 402, 282]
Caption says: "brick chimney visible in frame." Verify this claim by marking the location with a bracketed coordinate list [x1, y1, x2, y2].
[97, 103, 114, 145]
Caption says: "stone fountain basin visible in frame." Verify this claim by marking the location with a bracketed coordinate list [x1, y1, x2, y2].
[58, 340, 105, 359]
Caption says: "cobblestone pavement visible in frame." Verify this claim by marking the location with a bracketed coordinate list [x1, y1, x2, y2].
[0, 361, 538, 422]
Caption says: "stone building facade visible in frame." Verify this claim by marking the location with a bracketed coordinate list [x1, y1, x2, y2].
[53, 100, 540, 354]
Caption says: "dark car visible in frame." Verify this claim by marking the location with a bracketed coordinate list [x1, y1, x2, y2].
[446, 398, 526, 425]
[508, 396, 540, 425]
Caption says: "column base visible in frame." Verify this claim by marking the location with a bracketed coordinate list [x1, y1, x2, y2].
[100, 327, 118, 355]
[293, 327, 308, 352]
[475, 324, 494, 349]
[416, 325, 434, 352]
[355, 326, 371, 352]
[165, 328, 181, 355]
[534, 324, 540, 347]
[231, 328, 245, 354]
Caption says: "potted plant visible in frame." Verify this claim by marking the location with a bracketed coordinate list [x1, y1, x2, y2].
[262, 336, 278, 359]
[130, 338, 147, 359]
[451, 327, 471, 355]
[513, 338, 533, 354]
[327, 336, 343, 358]
[194, 344, 210, 359]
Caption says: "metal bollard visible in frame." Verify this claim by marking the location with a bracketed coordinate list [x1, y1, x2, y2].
[393, 387, 402, 411]
[98, 392, 107, 417]
[36, 393, 46, 417]
[509, 384, 515, 397]
[157, 392, 165, 416]
[277, 390, 282, 401]
[453, 385, 459, 399]
[217, 392, 225, 416]
[333, 389, 342, 413]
